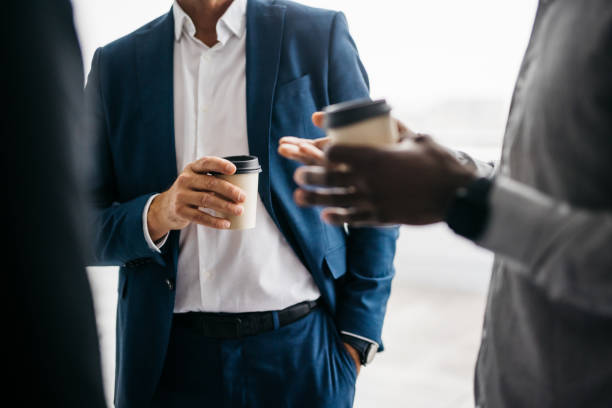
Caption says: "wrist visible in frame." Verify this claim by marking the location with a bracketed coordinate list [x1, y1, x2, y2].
[445, 177, 493, 240]
[147, 193, 171, 241]
[341, 333, 379, 366]
[441, 166, 478, 214]
[343, 343, 362, 373]
[449, 165, 479, 194]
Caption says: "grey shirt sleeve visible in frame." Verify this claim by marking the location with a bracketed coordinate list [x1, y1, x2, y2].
[477, 176, 612, 316]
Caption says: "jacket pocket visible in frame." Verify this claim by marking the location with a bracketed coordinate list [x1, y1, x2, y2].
[275, 74, 312, 98]
[272, 74, 321, 141]
[323, 245, 347, 280]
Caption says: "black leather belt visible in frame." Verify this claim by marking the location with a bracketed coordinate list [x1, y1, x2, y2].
[173, 299, 320, 339]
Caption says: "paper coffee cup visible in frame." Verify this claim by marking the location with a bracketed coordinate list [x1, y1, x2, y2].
[324, 99, 399, 146]
[214, 155, 262, 230]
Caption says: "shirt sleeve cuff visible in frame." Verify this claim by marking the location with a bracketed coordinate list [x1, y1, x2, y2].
[453, 149, 496, 178]
[143, 194, 168, 253]
[340, 331, 379, 346]
[476, 176, 556, 260]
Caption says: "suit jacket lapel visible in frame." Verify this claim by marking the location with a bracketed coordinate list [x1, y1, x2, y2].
[134, 11, 180, 271]
[246, 0, 287, 223]
[135, 11, 177, 192]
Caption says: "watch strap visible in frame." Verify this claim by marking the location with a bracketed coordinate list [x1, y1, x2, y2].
[340, 334, 377, 365]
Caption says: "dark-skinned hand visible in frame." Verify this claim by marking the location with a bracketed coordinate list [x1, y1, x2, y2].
[293, 134, 478, 226]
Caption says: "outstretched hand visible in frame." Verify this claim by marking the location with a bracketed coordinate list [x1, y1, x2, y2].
[278, 112, 414, 166]
[278, 113, 331, 166]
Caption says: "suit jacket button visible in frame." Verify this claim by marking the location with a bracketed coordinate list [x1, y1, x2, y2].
[165, 278, 174, 291]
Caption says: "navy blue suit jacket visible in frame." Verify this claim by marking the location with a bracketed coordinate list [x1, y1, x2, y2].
[85, 0, 398, 406]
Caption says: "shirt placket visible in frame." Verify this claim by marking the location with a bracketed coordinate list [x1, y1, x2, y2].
[196, 46, 215, 305]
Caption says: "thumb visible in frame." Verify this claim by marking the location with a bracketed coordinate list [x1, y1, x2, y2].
[312, 112, 325, 128]
[191, 156, 236, 175]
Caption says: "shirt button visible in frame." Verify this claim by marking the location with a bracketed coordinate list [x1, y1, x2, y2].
[165, 278, 174, 291]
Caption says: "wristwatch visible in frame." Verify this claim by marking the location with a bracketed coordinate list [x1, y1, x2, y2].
[340, 334, 379, 366]
[445, 177, 493, 241]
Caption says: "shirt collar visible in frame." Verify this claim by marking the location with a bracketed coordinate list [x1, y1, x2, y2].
[173, 0, 247, 45]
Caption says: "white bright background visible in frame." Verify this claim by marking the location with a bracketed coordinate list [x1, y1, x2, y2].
[73, 0, 538, 406]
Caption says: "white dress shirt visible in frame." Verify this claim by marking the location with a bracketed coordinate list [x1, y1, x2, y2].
[143, 0, 320, 313]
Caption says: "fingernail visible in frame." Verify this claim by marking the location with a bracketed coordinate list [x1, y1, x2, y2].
[235, 206, 244, 215]
[238, 192, 246, 202]
[223, 221, 231, 229]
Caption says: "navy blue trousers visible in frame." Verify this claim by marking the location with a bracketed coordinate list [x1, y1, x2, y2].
[151, 307, 357, 407]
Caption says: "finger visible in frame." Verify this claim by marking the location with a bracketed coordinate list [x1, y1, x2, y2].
[325, 144, 382, 168]
[293, 188, 368, 208]
[294, 166, 359, 188]
[278, 143, 303, 160]
[298, 143, 326, 165]
[312, 111, 324, 128]
[278, 136, 330, 151]
[190, 157, 236, 175]
[178, 190, 244, 216]
[312, 137, 331, 150]
[178, 207, 232, 229]
[299, 142, 325, 158]
[279, 136, 315, 146]
[278, 144, 323, 165]
[278, 136, 330, 165]
[187, 174, 246, 203]
[321, 207, 381, 226]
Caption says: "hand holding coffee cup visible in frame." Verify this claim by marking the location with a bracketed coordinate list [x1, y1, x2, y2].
[146, 156, 247, 241]
[212, 156, 262, 230]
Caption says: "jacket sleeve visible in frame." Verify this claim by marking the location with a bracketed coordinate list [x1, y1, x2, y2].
[327, 12, 400, 346]
[477, 176, 612, 316]
[85, 47, 165, 267]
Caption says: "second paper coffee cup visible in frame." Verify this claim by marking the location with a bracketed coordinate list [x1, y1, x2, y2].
[324, 98, 399, 146]
[214, 155, 262, 230]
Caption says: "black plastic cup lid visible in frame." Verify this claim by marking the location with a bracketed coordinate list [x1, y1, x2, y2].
[223, 155, 262, 175]
[324, 98, 392, 129]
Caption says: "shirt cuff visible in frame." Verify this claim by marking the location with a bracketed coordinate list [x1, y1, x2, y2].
[340, 331, 379, 346]
[143, 194, 168, 253]
[453, 149, 496, 178]
[476, 176, 555, 260]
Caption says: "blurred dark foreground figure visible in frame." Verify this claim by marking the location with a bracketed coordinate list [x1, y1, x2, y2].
[284, 0, 612, 407]
[1, 1, 106, 406]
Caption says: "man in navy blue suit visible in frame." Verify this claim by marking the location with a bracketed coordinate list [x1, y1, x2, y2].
[86, 0, 397, 406]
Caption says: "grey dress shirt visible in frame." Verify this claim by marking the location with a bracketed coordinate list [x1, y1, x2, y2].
[470, 1, 612, 407]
